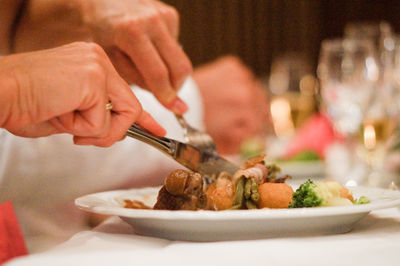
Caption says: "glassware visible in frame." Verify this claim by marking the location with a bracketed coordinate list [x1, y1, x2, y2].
[318, 38, 379, 136]
[318, 38, 379, 186]
[344, 22, 399, 187]
[268, 53, 318, 136]
[344, 21, 396, 117]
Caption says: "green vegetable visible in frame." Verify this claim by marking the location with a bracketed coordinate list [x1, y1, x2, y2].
[231, 177, 245, 209]
[289, 179, 324, 208]
[244, 178, 252, 199]
[287, 150, 321, 162]
[240, 137, 264, 159]
[266, 164, 281, 182]
[231, 177, 260, 210]
[245, 200, 257, 209]
[250, 179, 259, 202]
[353, 196, 370, 205]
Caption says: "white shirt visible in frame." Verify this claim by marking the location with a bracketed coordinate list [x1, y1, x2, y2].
[0, 78, 204, 253]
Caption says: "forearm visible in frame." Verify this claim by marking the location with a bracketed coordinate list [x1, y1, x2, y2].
[0, 0, 24, 54]
[0, 56, 19, 128]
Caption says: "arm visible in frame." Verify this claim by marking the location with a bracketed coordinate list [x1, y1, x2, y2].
[0, 42, 165, 146]
[0, 0, 24, 54]
[12, 0, 192, 114]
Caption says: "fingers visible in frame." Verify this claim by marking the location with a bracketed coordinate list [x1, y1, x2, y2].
[74, 55, 165, 147]
[135, 110, 166, 137]
[116, 31, 171, 99]
[151, 19, 192, 91]
[108, 49, 146, 88]
[8, 122, 61, 138]
[50, 96, 110, 137]
[153, 1, 180, 39]
[73, 108, 165, 147]
[114, 16, 191, 114]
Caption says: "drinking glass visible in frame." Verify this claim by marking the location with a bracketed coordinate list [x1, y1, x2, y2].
[318, 38, 379, 136]
[345, 22, 400, 187]
[345, 21, 396, 116]
[318, 38, 379, 185]
[268, 53, 318, 136]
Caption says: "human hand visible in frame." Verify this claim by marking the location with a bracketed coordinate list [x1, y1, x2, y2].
[0, 42, 165, 147]
[78, 0, 192, 113]
[193, 56, 269, 155]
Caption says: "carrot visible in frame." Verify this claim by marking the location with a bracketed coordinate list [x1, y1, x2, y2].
[257, 183, 294, 209]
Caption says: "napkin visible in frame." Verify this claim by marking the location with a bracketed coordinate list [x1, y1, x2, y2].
[0, 201, 28, 264]
[284, 112, 342, 159]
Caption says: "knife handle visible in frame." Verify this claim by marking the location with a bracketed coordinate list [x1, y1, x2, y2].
[126, 124, 176, 156]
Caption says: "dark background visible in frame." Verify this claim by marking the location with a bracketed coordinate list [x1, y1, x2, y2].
[163, 0, 400, 77]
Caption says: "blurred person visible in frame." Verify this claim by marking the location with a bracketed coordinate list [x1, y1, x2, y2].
[193, 56, 269, 155]
[0, 0, 269, 253]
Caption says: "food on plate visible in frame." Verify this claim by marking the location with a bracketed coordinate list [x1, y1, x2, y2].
[153, 154, 295, 210]
[353, 196, 371, 205]
[123, 199, 151, 209]
[257, 183, 294, 209]
[153, 169, 207, 210]
[123, 155, 369, 211]
[289, 179, 368, 208]
[205, 172, 235, 210]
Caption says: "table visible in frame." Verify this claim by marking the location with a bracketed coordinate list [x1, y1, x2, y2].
[6, 207, 400, 266]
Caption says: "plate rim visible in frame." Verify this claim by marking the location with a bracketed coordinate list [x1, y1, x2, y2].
[75, 186, 400, 221]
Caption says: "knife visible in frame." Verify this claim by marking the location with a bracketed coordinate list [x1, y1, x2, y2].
[126, 124, 239, 177]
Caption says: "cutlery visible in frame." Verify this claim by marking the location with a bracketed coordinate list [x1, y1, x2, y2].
[174, 114, 218, 155]
[126, 124, 239, 178]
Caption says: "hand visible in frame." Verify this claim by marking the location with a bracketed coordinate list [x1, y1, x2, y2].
[193, 56, 269, 155]
[0, 42, 165, 147]
[78, 0, 192, 113]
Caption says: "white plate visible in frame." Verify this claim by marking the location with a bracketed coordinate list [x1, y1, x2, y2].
[75, 186, 400, 241]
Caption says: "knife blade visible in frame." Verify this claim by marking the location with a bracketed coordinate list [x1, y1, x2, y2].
[126, 125, 239, 177]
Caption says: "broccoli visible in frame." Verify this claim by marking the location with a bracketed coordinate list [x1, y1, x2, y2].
[289, 179, 324, 208]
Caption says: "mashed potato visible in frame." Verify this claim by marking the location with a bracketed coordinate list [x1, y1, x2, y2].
[315, 181, 353, 206]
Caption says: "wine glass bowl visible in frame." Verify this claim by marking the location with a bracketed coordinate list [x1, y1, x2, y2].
[318, 38, 379, 136]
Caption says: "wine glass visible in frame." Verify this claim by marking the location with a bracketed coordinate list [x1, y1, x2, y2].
[345, 22, 399, 187]
[318, 38, 379, 136]
[268, 53, 318, 135]
[345, 21, 397, 117]
[318, 38, 379, 185]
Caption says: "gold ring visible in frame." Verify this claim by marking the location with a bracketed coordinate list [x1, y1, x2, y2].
[105, 102, 113, 111]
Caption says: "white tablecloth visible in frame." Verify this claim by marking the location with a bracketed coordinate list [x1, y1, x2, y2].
[6, 207, 400, 266]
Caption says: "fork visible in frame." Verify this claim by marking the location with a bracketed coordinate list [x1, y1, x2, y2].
[174, 114, 218, 155]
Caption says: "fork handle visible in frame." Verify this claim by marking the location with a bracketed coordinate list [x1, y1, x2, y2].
[126, 125, 176, 156]
[174, 114, 190, 130]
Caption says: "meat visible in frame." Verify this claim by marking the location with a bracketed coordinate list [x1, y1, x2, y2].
[205, 173, 235, 210]
[153, 169, 207, 210]
[232, 154, 268, 184]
